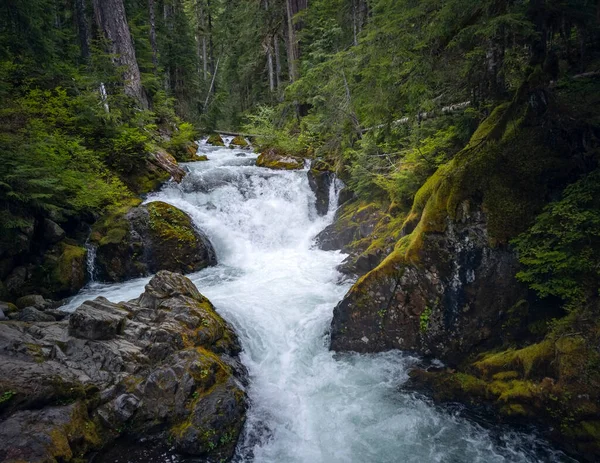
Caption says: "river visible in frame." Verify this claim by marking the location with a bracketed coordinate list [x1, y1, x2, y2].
[65, 142, 573, 462]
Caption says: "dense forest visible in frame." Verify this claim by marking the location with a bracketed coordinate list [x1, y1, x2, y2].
[2, 0, 600, 461]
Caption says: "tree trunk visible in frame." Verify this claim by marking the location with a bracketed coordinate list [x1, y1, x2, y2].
[92, 0, 148, 108]
[274, 34, 282, 91]
[285, 0, 298, 82]
[74, 0, 91, 61]
[148, 0, 158, 73]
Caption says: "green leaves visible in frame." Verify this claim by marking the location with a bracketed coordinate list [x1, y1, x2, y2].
[513, 170, 600, 307]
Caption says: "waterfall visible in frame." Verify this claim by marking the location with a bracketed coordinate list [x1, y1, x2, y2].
[63, 146, 572, 463]
[85, 238, 97, 283]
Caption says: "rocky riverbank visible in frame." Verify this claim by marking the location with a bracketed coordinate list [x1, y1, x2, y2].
[0, 271, 247, 463]
[323, 82, 600, 460]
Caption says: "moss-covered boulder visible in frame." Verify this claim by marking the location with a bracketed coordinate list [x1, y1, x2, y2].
[206, 133, 225, 147]
[229, 135, 249, 148]
[256, 147, 304, 170]
[92, 201, 216, 282]
[0, 271, 247, 462]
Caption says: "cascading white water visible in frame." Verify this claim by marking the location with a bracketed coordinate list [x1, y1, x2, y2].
[65, 145, 573, 463]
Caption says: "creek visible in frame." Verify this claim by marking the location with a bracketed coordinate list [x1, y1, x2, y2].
[64, 142, 572, 462]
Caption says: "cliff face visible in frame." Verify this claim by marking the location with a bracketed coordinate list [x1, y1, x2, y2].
[330, 203, 526, 364]
[330, 81, 578, 364]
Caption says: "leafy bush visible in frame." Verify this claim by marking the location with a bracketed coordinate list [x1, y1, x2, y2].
[513, 170, 600, 307]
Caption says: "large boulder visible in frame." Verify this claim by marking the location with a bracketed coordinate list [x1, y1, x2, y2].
[256, 148, 304, 170]
[0, 271, 247, 462]
[92, 201, 217, 283]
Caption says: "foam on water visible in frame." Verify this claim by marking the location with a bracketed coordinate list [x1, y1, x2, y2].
[65, 145, 574, 462]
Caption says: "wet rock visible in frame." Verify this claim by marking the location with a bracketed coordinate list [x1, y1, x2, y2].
[0, 402, 100, 463]
[69, 299, 128, 340]
[207, 133, 225, 146]
[230, 135, 249, 148]
[315, 202, 385, 252]
[0, 271, 247, 462]
[19, 307, 56, 322]
[0, 309, 5, 321]
[330, 204, 526, 365]
[307, 160, 333, 216]
[42, 219, 65, 244]
[0, 301, 17, 315]
[16, 294, 46, 310]
[256, 148, 304, 170]
[93, 201, 217, 283]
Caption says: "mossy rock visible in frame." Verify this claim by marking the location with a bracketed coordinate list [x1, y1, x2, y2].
[206, 134, 225, 147]
[93, 201, 217, 282]
[230, 136, 249, 148]
[256, 148, 304, 170]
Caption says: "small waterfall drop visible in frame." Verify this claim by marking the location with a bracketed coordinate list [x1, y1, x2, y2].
[85, 238, 97, 283]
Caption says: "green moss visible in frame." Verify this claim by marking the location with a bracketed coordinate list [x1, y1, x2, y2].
[146, 201, 197, 244]
[207, 134, 225, 146]
[54, 244, 86, 287]
[474, 340, 554, 379]
[256, 150, 304, 170]
[0, 390, 16, 404]
[91, 199, 141, 246]
[230, 136, 248, 147]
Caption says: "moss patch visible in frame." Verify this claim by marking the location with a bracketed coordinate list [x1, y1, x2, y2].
[207, 134, 225, 146]
[146, 201, 197, 245]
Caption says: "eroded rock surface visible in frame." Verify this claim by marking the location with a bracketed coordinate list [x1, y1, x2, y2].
[0, 271, 247, 463]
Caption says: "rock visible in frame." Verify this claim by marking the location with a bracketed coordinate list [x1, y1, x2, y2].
[69, 298, 129, 340]
[0, 402, 100, 463]
[330, 204, 525, 363]
[0, 309, 5, 321]
[93, 201, 217, 283]
[19, 307, 56, 322]
[315, 202, 385, 252]
[256, 148, 304, 170]
[207, 133, 225, 146]
[0, 271, 247, 461]
[0, 301, 18, 314]
[230, 135, 249, 148]
[16, 294, 46, 310]
[307, 160, 333, 216]
[42, 219, 65, 244]
[4, 266, 29, 295]
[149, 148, 186, 182]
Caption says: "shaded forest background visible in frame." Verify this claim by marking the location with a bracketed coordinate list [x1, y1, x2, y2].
[1, 0, 599, 305]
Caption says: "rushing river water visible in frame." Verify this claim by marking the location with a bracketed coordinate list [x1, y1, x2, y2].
[65, 142, 574, 462]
